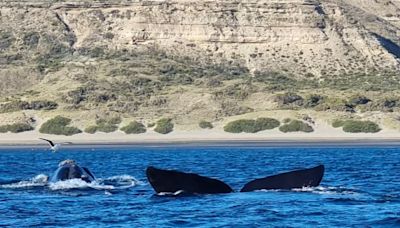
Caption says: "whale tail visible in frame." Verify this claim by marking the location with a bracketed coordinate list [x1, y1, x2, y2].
[146, 165, 324, 195]
[240, 165, 324, 192]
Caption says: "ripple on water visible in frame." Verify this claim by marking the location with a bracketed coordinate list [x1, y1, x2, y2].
[0, 146, 399, 226]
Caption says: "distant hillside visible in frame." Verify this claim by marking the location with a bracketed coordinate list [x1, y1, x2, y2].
[0, 0, 399, 129]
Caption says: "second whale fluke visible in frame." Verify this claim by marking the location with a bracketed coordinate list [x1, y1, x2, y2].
[240, 165, 324, 192]
[146, 166, 233, 194]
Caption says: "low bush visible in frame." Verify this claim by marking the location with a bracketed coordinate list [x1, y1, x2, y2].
[96, 123, 118, 133]
[274, 92, 304, 107]
[255, 118, 280, 130]
[199, 121, 213, 129]
[108, 116, 122, 125]
[39, 116, 82, 136]
[84, 125, 98, 134]
[283, 118, 291, 123]
[154, 118, 174, 134]
[87, 117, 121, 133]
[314, 98, 354, 112]
[358, 97, 400, 112]
[224, 119, 256, 133]
[0, 123, 34, 133]
[0, 100, 58, 113]
[121, 121, 146, 134]
[85, 123, 118, 133]
[224, 118, 280, 133]
[0, 101, 30, 113]
[332, 120, 345, 128]
[342, 120, 381, 133]
[147, 122, 155, 128]
[279, 120, 314, 133]
[29, 100, 58, 110]
[0, 125, 7, 133]
[348, 95, 371, 106]
[304, 94, 325, 108]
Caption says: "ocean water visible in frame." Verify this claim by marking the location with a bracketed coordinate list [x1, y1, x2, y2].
[0, 145, 399, 227]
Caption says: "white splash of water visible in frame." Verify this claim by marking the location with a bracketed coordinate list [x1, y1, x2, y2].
[49, 175, 140, 191]
[256, 186, 359, 195]
[49, 179, 93, 190]
[292, 186, 359, 195]
[100, 175, 142, 184]
[0, 174, 49, 189]
[1, 173, 140, 191]
[97, 175, 142, 189]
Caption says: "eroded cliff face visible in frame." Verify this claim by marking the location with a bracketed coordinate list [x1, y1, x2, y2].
[1, 0, 400, 76]
[55, 0, 400, 75]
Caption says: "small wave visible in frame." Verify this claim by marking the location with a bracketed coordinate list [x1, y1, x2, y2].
[100, 175, 143, 184]
[292, 186, 359, 195]
[256, 186, 359, 195]
[97, 175, 142, 189]
[0, 174, 48, 189]
[49, 175, 140, 191]
[371, 217, 400, 226]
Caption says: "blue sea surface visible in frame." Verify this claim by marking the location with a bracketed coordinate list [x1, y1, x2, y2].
[0, 145, 399, 227]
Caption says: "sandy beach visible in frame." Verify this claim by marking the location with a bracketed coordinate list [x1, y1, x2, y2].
[1, 125, 400, 147]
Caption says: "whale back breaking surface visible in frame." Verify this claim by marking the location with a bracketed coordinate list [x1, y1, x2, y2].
[240, 165, 324, 192]
[146, 166, 233, 194]
[50, 161, 96, 183]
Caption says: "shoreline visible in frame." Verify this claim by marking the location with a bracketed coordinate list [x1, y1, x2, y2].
[1, 127, 400, 148]
[1, 136, 400, 148]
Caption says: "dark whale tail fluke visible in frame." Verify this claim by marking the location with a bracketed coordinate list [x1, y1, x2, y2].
[146, 166, 233, 194]
[240, 165, 324, 192]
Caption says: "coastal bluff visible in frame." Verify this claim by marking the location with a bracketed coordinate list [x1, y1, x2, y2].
[0, 0, 400, 132]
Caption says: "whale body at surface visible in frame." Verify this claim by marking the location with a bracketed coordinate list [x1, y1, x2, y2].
[50, 160, 95, 183]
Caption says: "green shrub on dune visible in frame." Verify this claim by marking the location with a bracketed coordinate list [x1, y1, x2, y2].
[199, 121, 213, 129]
[104, 116, 122, 125]
[154, 118, 174, 134]
[7, 123, 34, 133]
[0, 125, 7, 133]
[343, 120, 380, 133]
[224, 119, 256, 133]
[0, 123, 34, 133]
[39, 116, 82, 136]
[84, 125, 98, 134]
[121, 121, 146, 134]
[96, 123, 118, 133]
[279, 120, 314, 133]
[331, 119, 381, 133]
[255, 118, 280, 130]
[332, 119, 345, 128]
[224, 118, 280, 133]
[85, 118, 121, 134]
